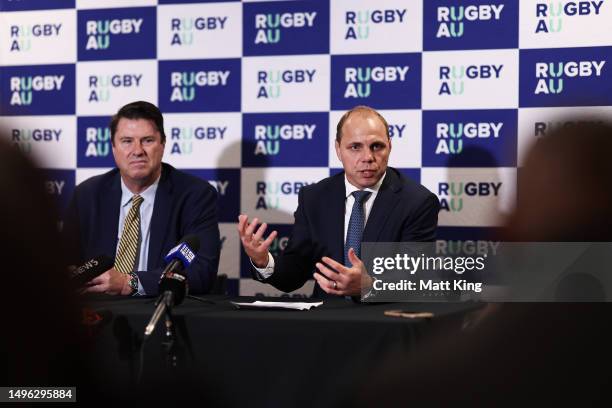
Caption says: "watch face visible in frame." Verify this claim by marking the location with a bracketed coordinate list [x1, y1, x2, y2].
[129, 273, 138, 292]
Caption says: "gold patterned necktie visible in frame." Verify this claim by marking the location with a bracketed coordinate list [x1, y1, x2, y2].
[114, 194, 144, 275]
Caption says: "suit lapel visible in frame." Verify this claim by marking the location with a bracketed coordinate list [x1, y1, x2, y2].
[363, 169, 402, 242]
[99, 172, 121, 258]
[149, 165, 173, 268]
[326, 173, 346, 262]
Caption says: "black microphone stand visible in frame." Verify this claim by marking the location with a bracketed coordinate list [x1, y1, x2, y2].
[161, 296, 179, 369]
[140, 236, 200, 382]
[145, 291, 181, 369]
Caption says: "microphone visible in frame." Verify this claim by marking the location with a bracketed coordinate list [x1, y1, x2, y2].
[145, 235, 199, 337]
[70, 255, 114, 288]
[158, 234, 200, 305]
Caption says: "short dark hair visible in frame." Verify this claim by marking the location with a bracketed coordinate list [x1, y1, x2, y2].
[335, 105, 390, 143]
[109, 101, 166, 145]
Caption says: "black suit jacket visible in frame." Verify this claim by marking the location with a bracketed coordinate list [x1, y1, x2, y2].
[63, 163, 220, 295]
[257, 167, 440, 297]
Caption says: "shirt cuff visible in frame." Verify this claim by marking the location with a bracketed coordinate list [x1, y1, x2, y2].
[135, 277, 146, 296]
[252, 253, 275, 279]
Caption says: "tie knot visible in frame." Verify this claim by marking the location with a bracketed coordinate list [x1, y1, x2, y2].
[131, 194, 143, 208]
[352, 190, 371, 204]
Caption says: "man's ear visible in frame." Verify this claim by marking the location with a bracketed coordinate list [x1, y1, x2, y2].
[159, 133, 166, 156]
[335, 139, 341, 161]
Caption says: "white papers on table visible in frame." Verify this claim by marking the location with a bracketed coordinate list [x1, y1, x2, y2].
[230, 301, 323, 311]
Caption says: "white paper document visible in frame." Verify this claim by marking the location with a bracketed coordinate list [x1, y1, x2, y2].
[230, 300, 323, 311]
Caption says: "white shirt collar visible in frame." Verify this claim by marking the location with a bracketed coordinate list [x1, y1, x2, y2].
[344, 171, 386, 199]
[120, 175, 161, 208]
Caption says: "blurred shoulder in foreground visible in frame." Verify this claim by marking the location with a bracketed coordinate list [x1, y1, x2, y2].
[0, 135, 89, 387]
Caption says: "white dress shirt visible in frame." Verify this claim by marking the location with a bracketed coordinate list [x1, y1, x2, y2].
[117, 176, 160, 294]
[255, 172, 386, 278]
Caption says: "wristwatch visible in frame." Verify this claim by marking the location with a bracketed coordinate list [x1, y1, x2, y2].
[127, 272, 139, 294]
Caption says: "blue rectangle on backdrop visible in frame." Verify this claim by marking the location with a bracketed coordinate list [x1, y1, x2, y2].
[158, 59, 241, 112]
[436, 226, 504, 241]
[0, 64, 75, 115]
[240, 223, 293, 278]
[183, 168, 240, 223]
[424, 0, 518, 51]
[243, 0, 329, 56]
[520, 47, 612, 107]
[77, 116, 115, 168]
[422, 109, 517, 167]
[44, 169, 75, 216]
[0, 0, 74, 11]
[242, 112, 328, 167]
[396, 168, 421, 184]
[78, 7, 156, 61]
[331, 53, 421, 110]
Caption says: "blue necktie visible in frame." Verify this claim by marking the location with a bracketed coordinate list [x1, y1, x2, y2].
[344, 190, 372, 266]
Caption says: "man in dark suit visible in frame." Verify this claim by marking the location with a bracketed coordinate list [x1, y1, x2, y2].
[64, 101, 220, 295]
[238, 106, 439, 297]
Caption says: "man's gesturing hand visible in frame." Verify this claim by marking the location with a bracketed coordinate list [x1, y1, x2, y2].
[237, 214, 277, 268]
[313, 248, 371, 297]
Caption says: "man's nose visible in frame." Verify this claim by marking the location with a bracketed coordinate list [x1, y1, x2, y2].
[361, 148, 375, 162]
[131, 142, 145, 156]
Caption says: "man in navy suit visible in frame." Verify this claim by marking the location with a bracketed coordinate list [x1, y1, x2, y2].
[238, 106, 440, 298]
[64, 101, 220, 295]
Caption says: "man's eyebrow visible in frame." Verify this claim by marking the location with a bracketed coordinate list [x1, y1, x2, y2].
[121, 134, 154, 139]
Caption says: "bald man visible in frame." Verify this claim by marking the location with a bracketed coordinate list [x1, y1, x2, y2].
[239, 106, 440, 298]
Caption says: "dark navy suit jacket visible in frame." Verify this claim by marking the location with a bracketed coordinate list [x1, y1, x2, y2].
[63, 163, 220, 295]
[257, 167, 440, 297]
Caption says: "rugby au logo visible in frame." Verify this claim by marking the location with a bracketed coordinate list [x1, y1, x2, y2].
[11, 127, 62, 154]
[9, 75, 64, 106]
[438, 182, 502, 212]
[85, 18, 143, 50]
[9, 23, 62, 52]
[84, 126, 111, 158]
[254, 181, 312, 210]
[436, 4, 504, 38]
[343, 8, 407, 40]
[253, 11, 316, 44]
[343, 66, 409, 98]
[253, 123, 316, 156]
[435, 122, 503, 155]
[535, 1, 604, 33]
[533, 119, 602, 137]
[170, 70, 230, 102]
[533, 60, 605, 94]
[170, 16, 228, 46]
[256, 69, 316, 99]
[438, 64, 503, 95]
[87, 74, 142, 103]
[168, 125, 227, 155]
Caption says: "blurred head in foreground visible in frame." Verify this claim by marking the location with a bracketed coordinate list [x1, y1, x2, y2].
[354, 119, 612, 407]
[509, 119, 612, 241]
[0, 134, 85, 386]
